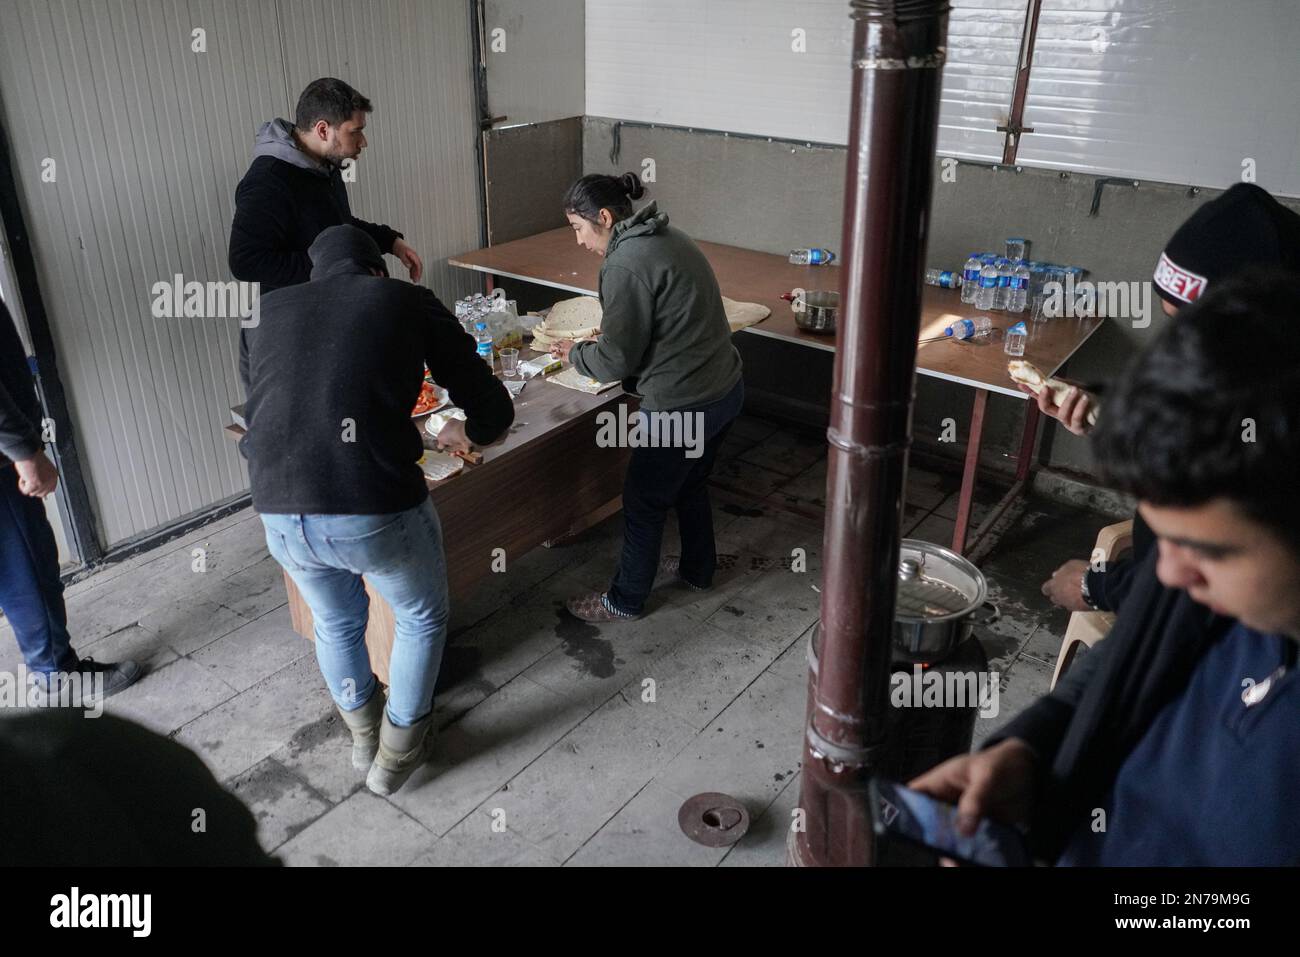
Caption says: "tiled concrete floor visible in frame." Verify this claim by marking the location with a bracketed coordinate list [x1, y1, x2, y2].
[0, 412, 1114, 865]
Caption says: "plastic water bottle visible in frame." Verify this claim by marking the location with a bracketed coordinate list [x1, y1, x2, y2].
[993, 258, 1012, 310]
[1004, 321, 1027, 356]
[943, 316, 993, 340]
[1025, 261, 1045, 297]
[790, 248, 835, 266]
[924, 269, 961, 289]
[975, 261, 999, 311]
[1008, 259, 1030, 313]
[961, 254, 982, 304]
[474, 321, 494, 367]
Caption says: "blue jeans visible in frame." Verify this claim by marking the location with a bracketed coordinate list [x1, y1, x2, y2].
[260, 499, 448, 727]
[0, 464, 80, 674]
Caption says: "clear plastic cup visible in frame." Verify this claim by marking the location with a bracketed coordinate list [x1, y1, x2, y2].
[1004, 321, 1027, 357]
[1030, 293, 1047, 322]
[499, 347, 520, 377]
[1006, 238, 1027, 262]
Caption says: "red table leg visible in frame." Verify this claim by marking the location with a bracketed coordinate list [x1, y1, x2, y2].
[952, 388, 989, 555]
[1014, 396, 1042, 482]
[961, 394, 1046, 562]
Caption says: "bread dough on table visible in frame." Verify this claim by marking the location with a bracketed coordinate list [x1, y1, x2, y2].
[547, 365, 619, 395]
[417, 449, 464, 482]
[539, 296, 603, 339]
[530, 294, 769, 346]
[721, 296, 770, 332]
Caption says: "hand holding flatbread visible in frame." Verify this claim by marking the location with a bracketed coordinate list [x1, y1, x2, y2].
[1008, 360, 1099, 432]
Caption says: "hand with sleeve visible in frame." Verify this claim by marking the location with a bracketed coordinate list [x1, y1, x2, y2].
[15, 450, 59, 498]
[908, 739, 1039, 838]
[1042, 559, 1093, 612]
[570, 265, 654, 384]
[1019, 379, 1097, 437]
[390, 237, 423, 283]
[421, 290, 513, 446]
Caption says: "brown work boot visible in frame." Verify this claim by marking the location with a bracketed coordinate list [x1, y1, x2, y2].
[366, 712, 434, 796]
[336, 691, 385, 771]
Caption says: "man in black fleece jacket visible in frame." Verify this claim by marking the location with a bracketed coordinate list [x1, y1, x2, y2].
[229, 77, 423, 385]
[242, 225, 512, 796]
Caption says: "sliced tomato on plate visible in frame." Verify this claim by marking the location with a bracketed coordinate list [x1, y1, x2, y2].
[411, 381, 443, 417]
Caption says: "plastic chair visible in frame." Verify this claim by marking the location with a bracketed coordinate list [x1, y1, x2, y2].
[1050, 520, 1134, 690]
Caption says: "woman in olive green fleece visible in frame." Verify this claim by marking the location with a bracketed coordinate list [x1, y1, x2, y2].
[551, 173, 745, 622]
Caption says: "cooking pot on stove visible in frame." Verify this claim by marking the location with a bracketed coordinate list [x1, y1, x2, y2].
[892, 539, 999, 663]
[805, 539, 1000, 685]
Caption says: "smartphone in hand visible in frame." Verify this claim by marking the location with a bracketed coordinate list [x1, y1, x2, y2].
[869, 777, 1032, 867]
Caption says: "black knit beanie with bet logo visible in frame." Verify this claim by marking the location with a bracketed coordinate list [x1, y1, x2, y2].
[1154, 183, 1300, 307]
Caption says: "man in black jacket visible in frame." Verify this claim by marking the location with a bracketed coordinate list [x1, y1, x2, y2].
[912, 271, 1300, 865]
[242, 225, 513, 798]
[1, 300, 140, 701]
[1036, 183, 1300, 615]
[228, 77, 423, 384]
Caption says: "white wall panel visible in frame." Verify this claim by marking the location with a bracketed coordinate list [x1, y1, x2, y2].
[585, 0, 1300, 194]
[585, 0, 1023, 157]
[1018, 0, 1300, 195]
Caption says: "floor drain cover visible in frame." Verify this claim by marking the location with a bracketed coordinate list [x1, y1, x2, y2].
[679, 792, 751, 847]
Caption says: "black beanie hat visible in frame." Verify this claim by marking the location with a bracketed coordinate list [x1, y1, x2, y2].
[1154, 183, 1300, 307]
[308, 224, 389, 280]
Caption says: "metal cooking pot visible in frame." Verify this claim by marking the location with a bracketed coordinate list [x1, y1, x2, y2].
[792, 290, 838, 334]
[893, 539, 998, 663]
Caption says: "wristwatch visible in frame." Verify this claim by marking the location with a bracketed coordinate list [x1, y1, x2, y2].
[1079, 568, 1099, 609]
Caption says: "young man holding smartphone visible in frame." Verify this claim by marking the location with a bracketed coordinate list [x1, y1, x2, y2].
[912, 271, 1300, 866]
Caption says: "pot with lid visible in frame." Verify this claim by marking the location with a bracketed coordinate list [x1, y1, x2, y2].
[893, 539, 998, 663]
[782, 290, 838, 334]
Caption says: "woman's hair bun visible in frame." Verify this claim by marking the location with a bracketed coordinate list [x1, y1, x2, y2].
[620, 171, 646, 201]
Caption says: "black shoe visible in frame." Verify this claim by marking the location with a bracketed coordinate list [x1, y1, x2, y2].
[73, 657, 145, 702]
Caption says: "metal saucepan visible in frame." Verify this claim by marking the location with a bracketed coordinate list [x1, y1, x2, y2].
[804, 539, 1000, 682]
[783, 289, 838, 334]
[892, 539, 999, 663]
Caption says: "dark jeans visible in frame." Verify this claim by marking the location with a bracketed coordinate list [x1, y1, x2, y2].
[606, 378, 743, 616]
[0, 465, 79, 674]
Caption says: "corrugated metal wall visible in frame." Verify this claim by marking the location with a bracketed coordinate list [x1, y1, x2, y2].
[0, 0, 482, 548]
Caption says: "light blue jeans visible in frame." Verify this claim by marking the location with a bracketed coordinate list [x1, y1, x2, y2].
[260, 499, 448, 727]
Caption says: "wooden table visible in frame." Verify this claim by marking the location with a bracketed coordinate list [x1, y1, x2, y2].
[228, 358, 632, 682]
[449, 229, 1105, 555]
